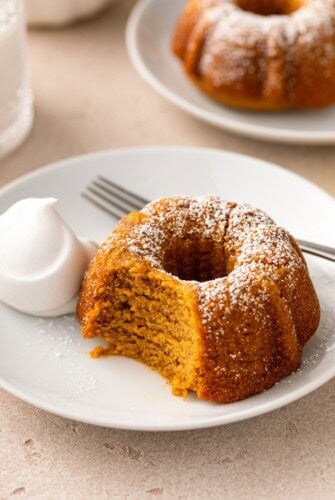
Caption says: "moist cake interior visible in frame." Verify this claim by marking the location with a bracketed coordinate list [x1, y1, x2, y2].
[90, 267, 203, 397]
[89, 209, 228, 397]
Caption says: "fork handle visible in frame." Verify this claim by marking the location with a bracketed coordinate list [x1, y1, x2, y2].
[297, 239, 335, 262]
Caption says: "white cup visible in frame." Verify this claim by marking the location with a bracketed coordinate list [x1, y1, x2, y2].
[26, 0, 114, 27]
[0, 0, 33, 159]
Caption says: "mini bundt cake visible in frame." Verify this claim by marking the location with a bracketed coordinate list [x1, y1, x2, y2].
[77, 196, 320, 403]
[172, 0, 335, 110]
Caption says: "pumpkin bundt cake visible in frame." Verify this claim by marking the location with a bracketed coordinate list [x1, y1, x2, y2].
[172, 0, 335, 110]
[77, 196, 320, 403]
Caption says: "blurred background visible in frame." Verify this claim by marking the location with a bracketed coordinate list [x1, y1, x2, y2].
[0, 0, 334, 195]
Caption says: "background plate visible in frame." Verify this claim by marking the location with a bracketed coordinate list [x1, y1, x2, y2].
[0, 147, 335, 431]
[126, 0, 335, 145]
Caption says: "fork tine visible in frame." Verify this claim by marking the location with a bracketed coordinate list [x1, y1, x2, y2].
[81, 192, 124, 219]
[86, 186, 133, 215]
[92, 179, 144, 212]
[82, 176, 151, 220]
[98, 175, 149, 206]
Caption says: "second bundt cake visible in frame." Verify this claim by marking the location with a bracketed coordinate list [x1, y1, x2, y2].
[172, 0, 335, 110]
[77, 196, 320, 403]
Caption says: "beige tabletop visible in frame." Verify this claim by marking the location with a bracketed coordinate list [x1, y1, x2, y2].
[1, 1, 335, 498]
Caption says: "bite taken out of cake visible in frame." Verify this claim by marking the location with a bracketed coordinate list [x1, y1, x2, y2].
[77, 196, 320, 404]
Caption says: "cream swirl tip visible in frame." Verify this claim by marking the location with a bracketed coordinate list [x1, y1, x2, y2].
[0, 198, 97, 316]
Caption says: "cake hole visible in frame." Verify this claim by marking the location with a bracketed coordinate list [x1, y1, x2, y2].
[162, 238, 226, 282]
[236, 0, 304, 16]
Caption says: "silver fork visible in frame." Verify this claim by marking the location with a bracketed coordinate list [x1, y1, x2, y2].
[82, 176, 335, 263]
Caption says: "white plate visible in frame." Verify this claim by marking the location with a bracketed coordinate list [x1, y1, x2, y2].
[126, 0, 335, 145]
[1, 147, 335, 431]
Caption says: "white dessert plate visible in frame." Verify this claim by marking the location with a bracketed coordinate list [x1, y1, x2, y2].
[126, 0, 335, 145]
[0, 147, 335, 431]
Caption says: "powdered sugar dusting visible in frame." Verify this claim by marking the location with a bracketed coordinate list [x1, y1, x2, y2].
[96, 196, 318, 391]
[27, 315, 97, 396]
[197, 263, 273, 340]
[102, 196, 311, 339]
[125, 195, 231, 271]
[196, 0, 335, 98]
[228, 204, 304, 281]
[196, 202, 307, 332]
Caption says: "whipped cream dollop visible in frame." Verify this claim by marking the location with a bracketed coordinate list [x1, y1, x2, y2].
[0, 198, 97, 317]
